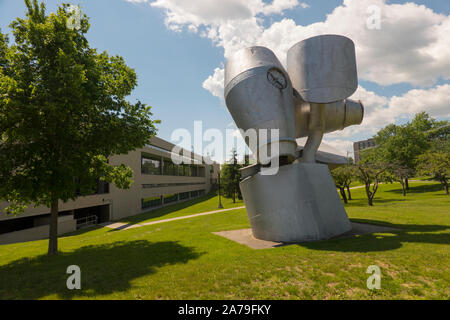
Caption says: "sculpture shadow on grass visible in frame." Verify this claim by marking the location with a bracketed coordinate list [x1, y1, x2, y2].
[295, 219, 450, 253]
[0, 240, 202, 300]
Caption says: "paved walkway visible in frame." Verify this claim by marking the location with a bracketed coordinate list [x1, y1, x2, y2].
[100, 206, 246, 231]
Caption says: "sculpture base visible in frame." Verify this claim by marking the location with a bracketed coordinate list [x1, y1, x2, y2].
[240, 162, 351, 242]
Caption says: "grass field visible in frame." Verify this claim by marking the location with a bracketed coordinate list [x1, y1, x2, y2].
[120, 192, 244, 225]
[0, 182, 448, 300]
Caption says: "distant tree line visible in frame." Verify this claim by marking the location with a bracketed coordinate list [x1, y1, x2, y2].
[331, 112, 449, 206]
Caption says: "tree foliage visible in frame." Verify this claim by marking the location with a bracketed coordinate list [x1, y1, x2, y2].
[355, 150, 390, 206]
[220, 149, 242, 203]
[331, 165, 355, 204]
[374, 122, 428, 172]
[417, 152, 449, 194]
[372, 112, 450, 190]
[385, 163, 414, 197]
[0, 1, 158, 254]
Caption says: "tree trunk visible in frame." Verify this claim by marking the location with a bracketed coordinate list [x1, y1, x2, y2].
[405, 177, 409, 190]
[443, 179, 449, 195]
[339, 187, 348, 204]
[346, 185, 352, 200]
[48, 199, 59, 256]
[365, 183, 373, 206]
[400, 179, 406, 196]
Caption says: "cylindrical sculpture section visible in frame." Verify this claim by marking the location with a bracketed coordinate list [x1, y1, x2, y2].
[294, 98, 364, 138]
[287, 34, 358, 103]
[224, 46, 297, 163]
[343, 99, 364, 128]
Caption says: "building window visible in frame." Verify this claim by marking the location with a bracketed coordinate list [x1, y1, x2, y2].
[75, 178, 109, 196]
[198, 190, 205, 196]
[163, 159, 175, 176]
[190, 190, 199, 198]
[142, 182, 206, 189]
[142, 155, 161, 175]
[191, 166, 198, 177]
[177, 164, 184, 176]
[142, 196, 162, 209]
[179, 192, 190, 200]
[184, 165, 191, 177]
[96, 179, 110, 194]
[163, 193, 178, 204]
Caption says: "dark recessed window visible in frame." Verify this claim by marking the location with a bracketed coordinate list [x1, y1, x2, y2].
[142, 155, 161, 175]
[184, 165, 191, 177]
[191, 166, 198, 177]
[142, 196, 162, 209]
[190, 190, 199, 198]
[163, 193, 178, 204]
[179, 192, 190, 200]
[163, 159, 175, 176]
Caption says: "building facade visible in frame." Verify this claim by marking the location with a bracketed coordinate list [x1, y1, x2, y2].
[0, 136, 220, 244]
[353, 138, 376, 162]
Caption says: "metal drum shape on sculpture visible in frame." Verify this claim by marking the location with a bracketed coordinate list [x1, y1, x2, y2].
[287, 35, 358, 103]
[240, 162, 352, 242]
[293, 96, 364, 138]
[224, 46, 297, 163]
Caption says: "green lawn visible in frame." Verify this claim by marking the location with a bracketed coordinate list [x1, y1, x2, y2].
[120, 192, 244, 225]
[0, 182, 448, 299]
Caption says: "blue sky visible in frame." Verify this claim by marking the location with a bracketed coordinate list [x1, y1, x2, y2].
[1, 0, 449, 160]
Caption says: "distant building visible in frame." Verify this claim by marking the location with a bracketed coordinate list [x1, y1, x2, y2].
[0, 136, 220, 245]
[353, 138, 376, 162]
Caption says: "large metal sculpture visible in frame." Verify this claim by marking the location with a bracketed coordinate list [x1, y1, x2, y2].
[224, 35, 364, 242]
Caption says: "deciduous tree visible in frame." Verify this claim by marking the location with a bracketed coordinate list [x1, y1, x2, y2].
[374, 122, 428, 190]
[0, 1, 158, 255]
[417, 152, 449, 195]
[355, 150, 389, 206]
[331, 166, 352, 204]
[386, 163, 414, 197]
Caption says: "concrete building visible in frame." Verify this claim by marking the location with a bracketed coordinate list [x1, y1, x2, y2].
[0, 136, 220, 244]
[353, 138, 376, 162]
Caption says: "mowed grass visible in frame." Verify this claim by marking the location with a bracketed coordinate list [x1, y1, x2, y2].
[0, 182, 448, 300]
[120, 192, 244, 225]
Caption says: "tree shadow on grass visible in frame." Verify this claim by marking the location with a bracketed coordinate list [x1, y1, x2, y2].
[386, 183, 444, 195]
[295, 219, 450, 253]
[343, 197, 409, 208]
[62, 225, 104, 237]
[0, 240, 202, 300]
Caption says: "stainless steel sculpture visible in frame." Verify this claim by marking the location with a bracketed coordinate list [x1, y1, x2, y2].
[224, 34, 365, 242]
[225, 46, 297, 163]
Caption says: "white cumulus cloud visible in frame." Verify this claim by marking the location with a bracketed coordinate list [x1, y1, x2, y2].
[145, 0, 449, 153]
[149, 0, 449, 89]
[202, 67, 225, 102]
[389, 84, 450, 118]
